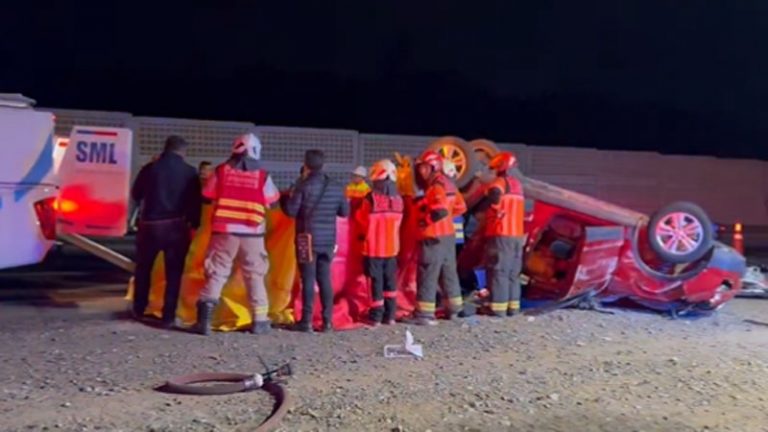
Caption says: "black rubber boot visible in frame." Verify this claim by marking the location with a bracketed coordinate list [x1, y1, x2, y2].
[252, 320, 272, 335]
[321, 320, 334, 333]
[291, 321, 313, 333]
[194, 301, 215, 335]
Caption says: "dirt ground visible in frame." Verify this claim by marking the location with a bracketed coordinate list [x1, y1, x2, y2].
[2, 296, 768, 432]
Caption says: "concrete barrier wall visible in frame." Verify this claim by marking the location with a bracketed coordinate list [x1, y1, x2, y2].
[44, 107, 768, 229]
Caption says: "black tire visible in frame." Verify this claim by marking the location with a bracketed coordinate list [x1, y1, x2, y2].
[647, 201, 713, 264]
[427, 136, 479, 189]
[469, 139, 501, 183]
[469, 139, 500, 165]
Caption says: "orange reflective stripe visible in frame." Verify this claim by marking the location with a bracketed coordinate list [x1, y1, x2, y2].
[371, 300, 384, 308]
[214, 209, 264, 223]
[218, 198, 265, 212]
[383, 291, 397, 299]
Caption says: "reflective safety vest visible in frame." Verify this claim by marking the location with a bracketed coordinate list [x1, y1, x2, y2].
[360, 192, 404, 257]
[454, 215, 465, 244]
[420, 174, 467, 239]
[211, 165, 267, 234]
[346, 181, 371, 200]
[484, 175, 524, 237]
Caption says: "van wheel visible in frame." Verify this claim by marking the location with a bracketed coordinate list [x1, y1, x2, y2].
[647, 201, 713, 264]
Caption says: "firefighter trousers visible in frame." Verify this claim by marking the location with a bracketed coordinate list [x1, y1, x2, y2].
[365, 257, 397, 322]
[417, 235, 463, 318]
[201, 234, 270, 323]
[486, 236, 525, 316]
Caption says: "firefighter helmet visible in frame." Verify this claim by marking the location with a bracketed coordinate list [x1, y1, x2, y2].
[488, 152, 517, 173]
[416, 150, 443, 172]
[369, 159, 397, 181]
[232, 133, 262, 159]
[351, 166, 367, 178]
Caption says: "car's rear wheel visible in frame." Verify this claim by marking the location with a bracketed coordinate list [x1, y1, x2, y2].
[647, 201, 713, 264]
[427, 136, 479, 189]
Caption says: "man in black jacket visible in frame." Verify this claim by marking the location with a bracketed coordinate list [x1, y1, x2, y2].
[131, 135, 201, 327]
[282, 150, 349, 332]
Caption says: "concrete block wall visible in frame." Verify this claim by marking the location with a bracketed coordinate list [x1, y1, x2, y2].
[43, 107, 768, 230]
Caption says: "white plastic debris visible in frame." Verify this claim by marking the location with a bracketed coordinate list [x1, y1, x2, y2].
[742, 266, 768, 289]
[384, 328, 423, 359]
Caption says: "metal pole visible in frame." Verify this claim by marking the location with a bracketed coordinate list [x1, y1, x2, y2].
[57, 233, 135, 273]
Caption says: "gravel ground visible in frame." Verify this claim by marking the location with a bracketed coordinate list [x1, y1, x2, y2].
[1, 299, 768, 432]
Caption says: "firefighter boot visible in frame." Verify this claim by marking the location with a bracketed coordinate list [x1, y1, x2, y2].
[194, 300, 216, 335]
[252, 320, 272, 335]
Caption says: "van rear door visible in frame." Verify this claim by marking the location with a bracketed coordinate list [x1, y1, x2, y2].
[56, 127, 133, 237]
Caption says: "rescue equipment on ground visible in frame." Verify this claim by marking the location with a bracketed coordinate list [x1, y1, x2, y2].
[161, 360, 292, 432]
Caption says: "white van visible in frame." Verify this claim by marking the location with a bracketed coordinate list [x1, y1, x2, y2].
[0, 94, 59, 269]
[0, 94, 133, 270]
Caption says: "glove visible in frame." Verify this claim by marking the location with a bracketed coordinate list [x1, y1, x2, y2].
[430, 209, 449, 222]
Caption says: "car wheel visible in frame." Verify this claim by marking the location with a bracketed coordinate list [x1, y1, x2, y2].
[427, 136, 480, 189]
[647, 201, 714, 264]
[468, 139, 501, 183]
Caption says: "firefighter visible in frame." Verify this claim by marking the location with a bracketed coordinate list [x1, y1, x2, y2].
[356, 159, 404, 326]
[345, 166, 371, 200]
[482, 152, 525, 317]
[414, 150, 467, 325]
[193, 133, 281, 335]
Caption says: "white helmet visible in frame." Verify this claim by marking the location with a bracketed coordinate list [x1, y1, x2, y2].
[369, 159, 397, 181]
[443, 159, 458, 178]
[351, 166, 367, 178]
[232, 133, 262, 160]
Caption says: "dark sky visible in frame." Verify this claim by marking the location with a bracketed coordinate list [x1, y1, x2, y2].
[4, 2, 768, 159]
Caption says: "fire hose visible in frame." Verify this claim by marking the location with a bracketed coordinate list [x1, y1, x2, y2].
[160, 363, 293, 432]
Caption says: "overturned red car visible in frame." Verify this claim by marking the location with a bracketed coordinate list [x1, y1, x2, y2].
[429, 138, 746, 317]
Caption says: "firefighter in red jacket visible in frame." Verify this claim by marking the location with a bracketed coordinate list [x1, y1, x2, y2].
[355, 159, 404, 326]
[194, 133, 281, 335]
[414, 150, 467, 325]
[482, 152, 526, 317]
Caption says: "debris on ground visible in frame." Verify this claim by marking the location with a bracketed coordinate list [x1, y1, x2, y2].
[2, 299, 768, 431]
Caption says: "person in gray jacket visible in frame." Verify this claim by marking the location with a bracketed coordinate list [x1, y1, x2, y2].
[282, 150, 349, 332]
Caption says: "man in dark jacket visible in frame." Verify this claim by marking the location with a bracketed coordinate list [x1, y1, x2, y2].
[282, 150, 349, 332]
[131, 135, 201, 327]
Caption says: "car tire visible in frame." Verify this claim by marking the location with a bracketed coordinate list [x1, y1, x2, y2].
[469, 139, 500, 165]
[647, 201, 714, 264]
[427, 136, 480, 189]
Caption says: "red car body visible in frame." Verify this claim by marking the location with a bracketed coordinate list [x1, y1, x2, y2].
[459, 177, 745, 315]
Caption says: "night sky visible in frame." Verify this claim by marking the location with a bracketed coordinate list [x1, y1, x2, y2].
[3, 2, 768, 159]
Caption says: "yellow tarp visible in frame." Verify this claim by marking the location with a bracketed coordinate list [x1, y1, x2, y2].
[127, 160, 417, 331]
[127, 204, 298, 330]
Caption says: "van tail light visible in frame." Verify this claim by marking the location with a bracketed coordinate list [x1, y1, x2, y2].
[34, 197, 57, 240]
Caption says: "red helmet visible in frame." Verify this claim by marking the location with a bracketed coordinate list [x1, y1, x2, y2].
[416, 150, 443, 172]
[488, 152, 517, 173]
